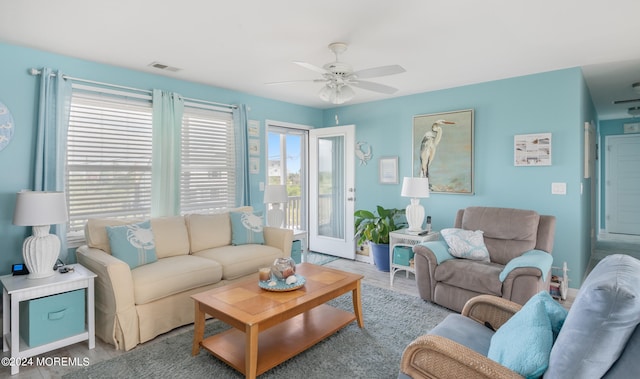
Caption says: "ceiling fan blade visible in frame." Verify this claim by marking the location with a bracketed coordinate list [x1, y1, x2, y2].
[352, 64, 406, 79]
[350, 80, 398, 94]
[293, 61, 329, 75]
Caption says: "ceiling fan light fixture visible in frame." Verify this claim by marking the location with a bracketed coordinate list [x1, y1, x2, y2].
[628, 106, 640, 117]
[318, 83, 355, 104]
[633, 82, 640, 94]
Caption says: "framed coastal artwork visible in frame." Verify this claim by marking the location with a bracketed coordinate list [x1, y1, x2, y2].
[514, 133, 552, 166]
[412, 109, 474, 194]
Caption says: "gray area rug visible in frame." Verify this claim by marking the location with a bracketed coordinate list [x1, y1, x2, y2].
[305, 251, 339, 265]
[63, 284, 451, 379]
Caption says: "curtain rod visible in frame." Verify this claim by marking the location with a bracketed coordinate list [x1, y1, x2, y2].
[29, 68, 237, 110]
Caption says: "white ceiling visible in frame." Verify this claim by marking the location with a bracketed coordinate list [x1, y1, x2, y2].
[1, 0, 640, 119]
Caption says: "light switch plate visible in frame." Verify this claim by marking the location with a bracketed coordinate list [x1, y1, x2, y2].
[551, 182, 567, 195]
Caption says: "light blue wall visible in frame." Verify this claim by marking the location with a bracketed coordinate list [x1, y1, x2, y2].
[1, 42, 596, 286]
[598, 117, 639, 231]
[0, 42, 322, 274]
[323, 68, 593, 287]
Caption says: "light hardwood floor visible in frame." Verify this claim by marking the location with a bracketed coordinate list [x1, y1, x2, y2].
[1, 256, 573, 378]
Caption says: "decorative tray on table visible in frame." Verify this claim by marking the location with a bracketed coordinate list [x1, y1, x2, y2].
[259, 275, 306, 292]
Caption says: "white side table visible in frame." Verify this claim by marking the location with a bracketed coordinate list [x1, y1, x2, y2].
[389, 229, 440, 286]
[293, 229, 308, 261]
[1, 264, 96, 375]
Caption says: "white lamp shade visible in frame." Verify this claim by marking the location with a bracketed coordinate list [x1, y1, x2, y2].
[263, 185, 288, 204]
[13, 191, 68, 226]
[401, 177, 430, 198]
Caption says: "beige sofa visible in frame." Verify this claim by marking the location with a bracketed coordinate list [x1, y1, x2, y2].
[76, 207, 293, 351]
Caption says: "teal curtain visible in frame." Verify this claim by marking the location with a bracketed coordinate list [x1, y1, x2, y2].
[151, 89, 184, 217]
[233, 104, 250, 206]
[34, 68, 72, 259]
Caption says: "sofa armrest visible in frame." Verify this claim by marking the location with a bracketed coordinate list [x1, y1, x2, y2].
[400, 334, 523, 379]
[461, 294, 522, 331]
[76, 245, 140, 350]
[263, 227, 293, 258]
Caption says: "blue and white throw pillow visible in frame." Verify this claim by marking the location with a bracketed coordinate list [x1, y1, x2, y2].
[106, 220, 158, 269]
[440, 228, 490, 261]
[230, 211, 265, 245]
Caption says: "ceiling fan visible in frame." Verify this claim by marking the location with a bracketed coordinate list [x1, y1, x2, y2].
[270, 42, 406, 105]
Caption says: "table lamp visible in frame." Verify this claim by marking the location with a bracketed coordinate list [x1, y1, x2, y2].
[263, 185, 288, 227]
[401, 177, 430, 233]
[12, 191, 68, 279]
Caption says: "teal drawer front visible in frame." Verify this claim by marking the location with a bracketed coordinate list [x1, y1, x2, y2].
[291, 240, 302, 264]
[393, 246, 414, 266]
[19, 289, 85, 347]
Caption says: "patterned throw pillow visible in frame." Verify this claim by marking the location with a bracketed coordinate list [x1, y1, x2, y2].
[440, 228, 490, 261]
[106, 220, 158, 269]
[230, 211, 265, 245]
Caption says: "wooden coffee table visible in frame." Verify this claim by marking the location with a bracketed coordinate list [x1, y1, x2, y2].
[191, 263, 364, 378]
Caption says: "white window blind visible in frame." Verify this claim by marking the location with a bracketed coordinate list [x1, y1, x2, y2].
[180, 106, 236, 214]
[66, 91, 153, 245]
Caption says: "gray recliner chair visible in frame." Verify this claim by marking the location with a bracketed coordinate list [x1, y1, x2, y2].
[399, 254, 640, 378]
[414, 206, 556, 312]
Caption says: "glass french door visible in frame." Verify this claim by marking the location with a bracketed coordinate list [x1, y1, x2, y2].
[267, 122, 308, 231]
[309, 125, 355, 259]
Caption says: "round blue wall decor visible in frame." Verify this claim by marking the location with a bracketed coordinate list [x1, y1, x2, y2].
[0, 101, 15, 151]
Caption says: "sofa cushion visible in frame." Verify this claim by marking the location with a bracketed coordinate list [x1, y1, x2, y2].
[150, 216, 190, 258]
[546, 254, 640, 379]
[429, 313, 494, 356]
[131, 255, 223, 305]
[434, 259, 503, 296]
[460, 207, 540, 265]
[187, 213, 232, 252]
[85, 218, 143, 254]
[106, 220, 158, 269]
[193, 244, 282, 280]
[230, 211, 265, 245]
[441, 228, 490, 261]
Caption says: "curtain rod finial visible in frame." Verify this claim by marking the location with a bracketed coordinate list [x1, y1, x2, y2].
[29, 68, 41, 76]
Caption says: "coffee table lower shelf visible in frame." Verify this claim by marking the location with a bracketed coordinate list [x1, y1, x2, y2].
[201, 304, 355, 376]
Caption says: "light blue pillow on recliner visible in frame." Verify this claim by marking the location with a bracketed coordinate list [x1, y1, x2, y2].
[546, 254, 640, 378]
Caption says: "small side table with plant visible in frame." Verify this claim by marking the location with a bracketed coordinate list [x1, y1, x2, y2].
[354, 206, 406, 272]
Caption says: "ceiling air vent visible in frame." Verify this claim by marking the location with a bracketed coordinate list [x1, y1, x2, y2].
[148, 62, 181, 72]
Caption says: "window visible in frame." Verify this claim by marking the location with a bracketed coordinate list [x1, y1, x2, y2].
[180, 106, 236, 214]
[66, 90, 153, 246]
[65, 87, 237, 246]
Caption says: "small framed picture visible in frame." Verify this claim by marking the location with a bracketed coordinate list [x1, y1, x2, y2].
[379, 156, 399, 184]
[514, 133, 552, 166]
[248, 138, 260, 156]
[248, 120, 260, 137]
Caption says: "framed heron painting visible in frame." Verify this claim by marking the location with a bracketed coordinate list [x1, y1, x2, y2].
[412, 109, 474, 194]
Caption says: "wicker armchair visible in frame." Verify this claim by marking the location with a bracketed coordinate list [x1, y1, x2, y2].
[400, 295, 523, 379]
[400, 254, 640, 379]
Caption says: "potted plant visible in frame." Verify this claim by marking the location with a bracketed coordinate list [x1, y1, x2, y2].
[355, 206, 407, 272]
